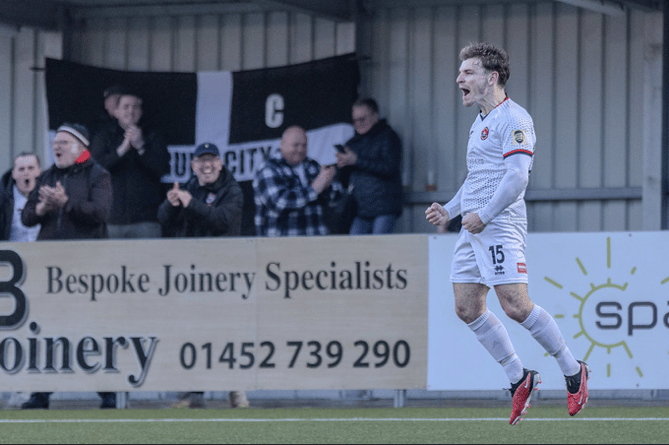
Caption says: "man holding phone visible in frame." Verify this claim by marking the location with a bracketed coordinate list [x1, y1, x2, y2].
[335, 98, 403, 235]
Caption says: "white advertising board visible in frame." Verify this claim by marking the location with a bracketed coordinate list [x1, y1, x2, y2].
[427, 231, 669, 390]
[1, 231, 666, 393]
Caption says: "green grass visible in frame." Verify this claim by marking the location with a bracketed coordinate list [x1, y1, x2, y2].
[0, 407, 667, 444]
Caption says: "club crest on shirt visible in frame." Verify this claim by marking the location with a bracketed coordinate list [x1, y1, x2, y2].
[512, 129, 526, 145]
[481, 127, 489, 140]
[206, 192, 216, 205]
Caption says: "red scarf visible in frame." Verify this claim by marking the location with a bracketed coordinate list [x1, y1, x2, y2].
[76, 149, 91, 164]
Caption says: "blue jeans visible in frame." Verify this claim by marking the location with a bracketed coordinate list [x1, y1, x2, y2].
[349, 214, 399, 235]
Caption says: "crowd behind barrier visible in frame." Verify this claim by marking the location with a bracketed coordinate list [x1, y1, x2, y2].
[1, 83, 427, 409]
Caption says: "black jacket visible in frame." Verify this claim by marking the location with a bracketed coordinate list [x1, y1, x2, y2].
[22, 157, 112, 240]
[158, 166, 243, 238]
[345, 119, 403, 218]
[0, 169, 15, 240]
[89, 122, 169, 225]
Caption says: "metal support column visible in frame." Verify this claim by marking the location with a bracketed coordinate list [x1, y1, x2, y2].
[116, 392, 128, 409]
[393, 389, 406, 408]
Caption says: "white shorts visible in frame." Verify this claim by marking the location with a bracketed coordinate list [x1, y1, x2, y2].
[450, 217, 528, 286]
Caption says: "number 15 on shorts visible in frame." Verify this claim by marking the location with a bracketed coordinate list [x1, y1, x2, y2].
[489, 244, 505, 264]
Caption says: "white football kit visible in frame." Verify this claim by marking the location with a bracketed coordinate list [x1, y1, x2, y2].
[444, 97, 535, 286]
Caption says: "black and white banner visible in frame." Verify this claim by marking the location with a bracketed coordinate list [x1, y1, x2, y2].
[45, 55, 359, 234]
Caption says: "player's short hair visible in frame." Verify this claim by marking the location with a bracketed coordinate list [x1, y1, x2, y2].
[459, 42, 510, 87]
[353, 98, 379, 114]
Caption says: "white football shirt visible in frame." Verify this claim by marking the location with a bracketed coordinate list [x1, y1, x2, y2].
[459, 97, 535, 222]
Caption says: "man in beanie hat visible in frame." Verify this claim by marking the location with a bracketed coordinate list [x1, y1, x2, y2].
[158, 142, 249, 409]
[21, 123, 117, 409]
[23, 123, 112, 240]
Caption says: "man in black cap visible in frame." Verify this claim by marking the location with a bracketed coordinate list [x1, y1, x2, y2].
[158, 142, 243, 238]
[21, 123, 118, 409]
[158, 143, 248, 409]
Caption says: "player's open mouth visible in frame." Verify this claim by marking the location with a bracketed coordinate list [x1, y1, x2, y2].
[461, 88, 470, 97]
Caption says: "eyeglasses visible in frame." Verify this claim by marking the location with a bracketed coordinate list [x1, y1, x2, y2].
[52, 140, 80, 149]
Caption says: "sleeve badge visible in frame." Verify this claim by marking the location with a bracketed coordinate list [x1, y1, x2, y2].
[512, 129, 526, 145]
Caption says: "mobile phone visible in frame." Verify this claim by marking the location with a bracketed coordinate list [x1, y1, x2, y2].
[334, 144, 346, 153]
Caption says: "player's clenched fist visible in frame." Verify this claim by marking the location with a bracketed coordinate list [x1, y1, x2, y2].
[425, 202, 450, 227]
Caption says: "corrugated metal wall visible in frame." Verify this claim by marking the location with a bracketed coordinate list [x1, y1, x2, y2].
[67, 12, 355, 73]
[1, 2, 663, 234]
[357, 2, 661, 233]
[0, 27, 61, 175]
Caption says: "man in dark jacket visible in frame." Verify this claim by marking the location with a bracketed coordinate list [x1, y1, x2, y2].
[21, 123, 116, 409]
[0, 152, 42, 408]
[336, 98, 403, 234]
[158, 142, 248, 409]
[23, 124, 112, 241]
[0, 152, 42, 241]
[158, 142, 243, 238]
[90, 91, 169, 239]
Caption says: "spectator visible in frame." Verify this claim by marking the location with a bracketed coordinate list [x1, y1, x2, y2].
[336, 98, 403, 234]
[21, 123, 116, 409]
[158, 142, 242, 238]
[91, 84, 124, 137]
[253, 126, 339, 237]
[159, 142, 249, 409]
[1, 153, 42, 241]
[90, 91, 169, 239]
[0, 152, 42, 408]
[103, 84, 124, 120]
[436, 214, 463, 234]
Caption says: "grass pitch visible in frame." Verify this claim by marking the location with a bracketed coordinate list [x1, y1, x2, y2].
[0, 406, 667, 444]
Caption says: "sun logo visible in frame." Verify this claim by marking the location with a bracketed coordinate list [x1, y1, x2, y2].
[543, 236, 669, 379]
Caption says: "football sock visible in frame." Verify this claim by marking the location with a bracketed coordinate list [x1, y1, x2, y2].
[521, 304, 581, 376]
[468, 309, 524, 384]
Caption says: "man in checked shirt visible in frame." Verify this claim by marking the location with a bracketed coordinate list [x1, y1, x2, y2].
[253, 126, 340, 237]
